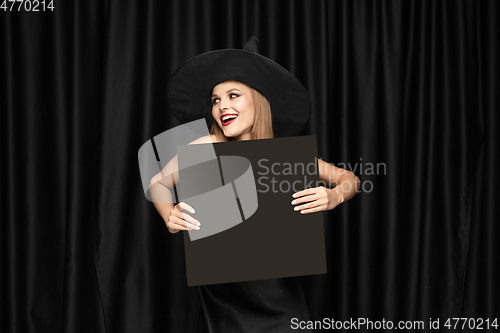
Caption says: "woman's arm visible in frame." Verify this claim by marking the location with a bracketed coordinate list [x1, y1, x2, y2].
[318, 158, 360, 203]
[149, 135, 217, 232]
[291, 158, 360, 214]
[149, 155, 199, 233]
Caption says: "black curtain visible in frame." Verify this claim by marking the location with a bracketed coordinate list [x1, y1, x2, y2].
[1, 1, 498, 332]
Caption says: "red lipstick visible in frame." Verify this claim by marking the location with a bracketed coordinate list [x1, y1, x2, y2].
[220, 113, 238, 126]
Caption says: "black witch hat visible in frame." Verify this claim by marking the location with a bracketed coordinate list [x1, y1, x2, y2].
[167, 36, 311, 137]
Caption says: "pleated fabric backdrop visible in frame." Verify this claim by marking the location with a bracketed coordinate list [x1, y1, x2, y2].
[1, 1, 498, 332]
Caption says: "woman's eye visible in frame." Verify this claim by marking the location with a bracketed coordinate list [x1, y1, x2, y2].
[229, 93, 239, 99]
[211, 98, 219, 105]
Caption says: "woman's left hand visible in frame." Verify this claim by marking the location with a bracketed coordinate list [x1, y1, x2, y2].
[291, 186, 344, 214]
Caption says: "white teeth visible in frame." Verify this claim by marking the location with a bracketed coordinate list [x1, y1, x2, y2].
[222, 115, 237, 121]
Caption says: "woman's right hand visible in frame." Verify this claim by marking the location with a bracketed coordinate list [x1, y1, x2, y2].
[167, 202, 201, 234]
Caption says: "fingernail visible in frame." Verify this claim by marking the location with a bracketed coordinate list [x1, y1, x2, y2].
[197, 222, 201, 226]
[292, 193, 297, 198]
[300, 211, 305, 214]
[191, 209, 195, 213]
[291, 200, 296, 205]
[195, 226, 200, 230]
[294, 206, 299, 211]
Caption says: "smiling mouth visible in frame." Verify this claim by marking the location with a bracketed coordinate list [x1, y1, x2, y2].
[221, 114, 238, 126]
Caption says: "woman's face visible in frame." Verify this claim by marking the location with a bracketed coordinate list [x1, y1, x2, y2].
[211, 80, 255, 141]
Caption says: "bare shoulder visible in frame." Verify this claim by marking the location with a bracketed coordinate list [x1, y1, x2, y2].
[188, 134, 220, 145]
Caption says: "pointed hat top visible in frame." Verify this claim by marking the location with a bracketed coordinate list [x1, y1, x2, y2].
[242, 36, 260, 53]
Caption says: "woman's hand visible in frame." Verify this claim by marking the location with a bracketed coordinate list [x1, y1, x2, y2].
[167, 202, 201, 233]
[291, 186, 344, 214]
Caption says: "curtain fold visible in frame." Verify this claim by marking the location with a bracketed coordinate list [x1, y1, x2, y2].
[1, 1, 498, 332]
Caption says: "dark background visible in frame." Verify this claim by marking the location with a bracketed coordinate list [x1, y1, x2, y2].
[1, 0, 498, 332]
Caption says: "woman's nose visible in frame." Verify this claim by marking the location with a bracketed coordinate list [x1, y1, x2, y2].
[219, 98, 229, 111]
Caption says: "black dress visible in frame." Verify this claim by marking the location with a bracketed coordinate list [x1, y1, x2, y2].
[197, 277, 312, 333]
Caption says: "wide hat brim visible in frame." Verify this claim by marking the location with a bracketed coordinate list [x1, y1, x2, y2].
[167, 47, 311, 138]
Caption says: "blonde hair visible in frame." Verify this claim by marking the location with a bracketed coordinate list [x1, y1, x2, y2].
[210, 85, 273, 141]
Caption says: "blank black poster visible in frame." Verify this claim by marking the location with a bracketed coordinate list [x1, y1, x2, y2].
[180, 135, 327, 286]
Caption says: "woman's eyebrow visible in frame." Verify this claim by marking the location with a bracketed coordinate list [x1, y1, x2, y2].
[212, 88, 241, 97]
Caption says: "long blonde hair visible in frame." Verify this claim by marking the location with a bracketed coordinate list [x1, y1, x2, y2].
[210, 85, 274, 141]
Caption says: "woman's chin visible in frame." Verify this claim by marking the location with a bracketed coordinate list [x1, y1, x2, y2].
[222, 128, 239, 138]
[222, 125, 252, 140]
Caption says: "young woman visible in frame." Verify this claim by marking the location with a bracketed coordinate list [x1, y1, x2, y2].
[150, 37, 360, 333]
